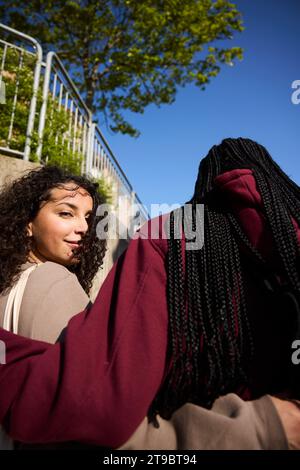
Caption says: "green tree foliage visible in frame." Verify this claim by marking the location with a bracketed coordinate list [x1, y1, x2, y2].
[0, 0, 244, 136]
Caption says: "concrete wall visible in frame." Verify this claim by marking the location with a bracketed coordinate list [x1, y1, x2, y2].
[0, 154, 40, 188]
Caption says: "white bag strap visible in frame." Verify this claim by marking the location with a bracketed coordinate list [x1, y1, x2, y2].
[3, 265, 38, 333]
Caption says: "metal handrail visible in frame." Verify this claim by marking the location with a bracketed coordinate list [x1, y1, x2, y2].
[36, 51, 92, 160]
[0, 23, 42, 160]
[93, 125, 132, 193]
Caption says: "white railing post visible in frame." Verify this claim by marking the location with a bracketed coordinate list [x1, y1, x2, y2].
[36, 52, 53, 161]
[86, 121, 95, 175]
[23, 42, 42, 160]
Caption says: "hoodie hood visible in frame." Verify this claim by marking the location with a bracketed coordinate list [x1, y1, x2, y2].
[214, 168, 300, 266]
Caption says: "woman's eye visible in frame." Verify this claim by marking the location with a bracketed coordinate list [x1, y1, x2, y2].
[59, 212, 73, 218]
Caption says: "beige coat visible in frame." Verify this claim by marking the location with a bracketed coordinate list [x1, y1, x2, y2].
[0, 261, 89, 343]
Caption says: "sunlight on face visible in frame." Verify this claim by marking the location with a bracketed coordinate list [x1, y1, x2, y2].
[27, 183, 93, 266]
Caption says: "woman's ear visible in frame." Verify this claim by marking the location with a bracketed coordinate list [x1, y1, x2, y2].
[27, 222, 33, 237]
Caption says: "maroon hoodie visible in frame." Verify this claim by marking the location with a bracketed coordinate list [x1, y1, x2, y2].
[0, 168, 299, 446]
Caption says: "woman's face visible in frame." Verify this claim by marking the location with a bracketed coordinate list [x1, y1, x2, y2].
[27, 183, 93, 266]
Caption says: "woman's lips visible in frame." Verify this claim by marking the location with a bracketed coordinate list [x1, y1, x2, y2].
[65, 241, 81, 250]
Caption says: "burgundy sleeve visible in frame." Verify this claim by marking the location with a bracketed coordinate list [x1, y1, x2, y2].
[0, 235, 168, 447]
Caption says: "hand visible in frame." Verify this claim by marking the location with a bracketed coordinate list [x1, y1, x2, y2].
[270, 396, 300, 450]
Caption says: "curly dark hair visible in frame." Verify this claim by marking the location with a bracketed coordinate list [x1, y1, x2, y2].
[0, 165, 107, 295]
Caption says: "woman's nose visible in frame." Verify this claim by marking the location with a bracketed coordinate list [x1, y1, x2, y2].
[75, 216, 89, 234]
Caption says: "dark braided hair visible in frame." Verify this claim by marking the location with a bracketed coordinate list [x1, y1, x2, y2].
[149, 137, 300, 420]
[0, 165, 107, 294]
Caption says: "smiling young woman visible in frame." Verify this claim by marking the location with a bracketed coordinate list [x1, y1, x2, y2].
[0, 166, 106, 344]
[27, 184, 93, 267]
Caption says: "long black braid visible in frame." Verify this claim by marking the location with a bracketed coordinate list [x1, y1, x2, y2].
[149, 137, 300, 420]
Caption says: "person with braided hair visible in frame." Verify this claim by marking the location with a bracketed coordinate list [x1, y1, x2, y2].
[0, 137, 300, 449]
[150, 137, 300, 419]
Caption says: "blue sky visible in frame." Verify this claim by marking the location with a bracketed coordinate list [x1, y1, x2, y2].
[103, 0, 300, 212]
